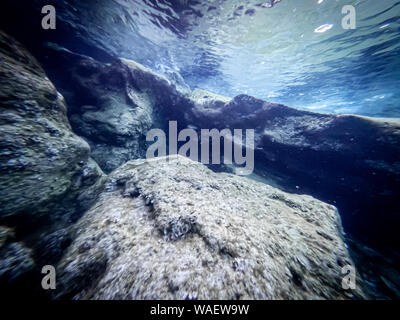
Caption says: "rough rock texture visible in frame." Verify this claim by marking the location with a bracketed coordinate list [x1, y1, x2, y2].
[0, 31, 105, 287]
[0, 23, 398, 299]
[38, 44, 190, 173]
[21, 42, 399, 297]
[0, 31, 104, 222]
[32, 43, 400, 254]
[183, 93, 400, 252]
[0, 226, 35, 285]
[55, 156, 364, 300]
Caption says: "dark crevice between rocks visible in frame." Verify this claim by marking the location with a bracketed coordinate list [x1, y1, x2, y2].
[289, 267, 304, 288]
[53, 251, 109, 300]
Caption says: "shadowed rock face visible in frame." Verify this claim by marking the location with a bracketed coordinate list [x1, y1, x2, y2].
[0, 31, 105, 289]
[34, 45, 191, 173]
[55, 155, 364, 300]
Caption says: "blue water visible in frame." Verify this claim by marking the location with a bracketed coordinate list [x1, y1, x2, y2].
[54, 0, 400, 117]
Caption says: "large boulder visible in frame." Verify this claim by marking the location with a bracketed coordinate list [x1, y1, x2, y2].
[54, 155, 364, 300]
[0, 31, 104, 222]
[0, 31, 105, 287]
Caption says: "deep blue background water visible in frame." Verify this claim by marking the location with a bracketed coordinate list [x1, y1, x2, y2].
[20, 0, 400, 117]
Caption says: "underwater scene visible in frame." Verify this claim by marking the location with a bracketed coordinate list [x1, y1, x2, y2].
[0, 0, 399, 301]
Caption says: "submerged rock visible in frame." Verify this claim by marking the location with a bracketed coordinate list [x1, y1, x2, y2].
[55, 155, 364, 300]
[185, 93, 400, 253]
[0, 31, 105, 286]
[0, 226, 34, 284]
[0, 31, 103, 221]
[36, 44, 400, 254]
[37, 45, 190, 173]
[0, 28, 397, 299]
[31, 43, 399, 286]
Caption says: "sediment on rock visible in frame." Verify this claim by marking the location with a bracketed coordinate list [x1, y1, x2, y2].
[0, 27, 398, 299]
[55, 155, 365, 300]
[31, 41, 400, 255]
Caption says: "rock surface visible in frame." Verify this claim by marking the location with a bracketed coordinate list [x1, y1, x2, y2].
[38, 44, 190, 173]
[0, 226, 35, 285]
[184, 93, 400, 252]
[0, 27, 398, 299]
[0, 31, 104, 222]
[22, 42, 399, 297]
[32, 43, 400, 253]
[55, 156, 364, 300]
[0, 31, 105, 287]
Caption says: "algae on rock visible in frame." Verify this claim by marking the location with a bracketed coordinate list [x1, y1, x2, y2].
[55, 155, 364, 300]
